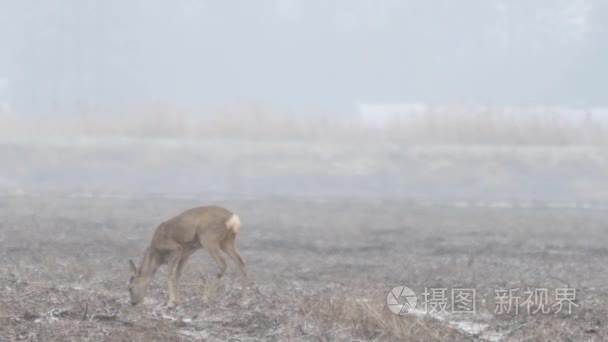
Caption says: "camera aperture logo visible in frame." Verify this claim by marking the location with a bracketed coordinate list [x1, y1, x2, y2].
[387, 286, 417, 315]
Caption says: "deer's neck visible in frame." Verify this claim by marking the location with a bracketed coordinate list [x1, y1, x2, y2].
[139, 247, 161, 280]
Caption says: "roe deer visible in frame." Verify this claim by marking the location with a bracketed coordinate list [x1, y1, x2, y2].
[128, 206, 246, 308]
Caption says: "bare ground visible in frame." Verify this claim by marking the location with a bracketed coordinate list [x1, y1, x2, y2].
[1, 194, 607, 341]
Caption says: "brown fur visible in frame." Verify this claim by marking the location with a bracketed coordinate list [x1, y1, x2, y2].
[128, 206, 247, 308]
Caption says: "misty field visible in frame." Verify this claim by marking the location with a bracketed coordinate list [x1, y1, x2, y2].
[1, 193, 607, 341]
[2, 0, 607, 339]
[2, 138, 608, 203]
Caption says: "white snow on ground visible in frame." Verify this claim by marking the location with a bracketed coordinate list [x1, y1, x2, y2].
[407, 308, 505, 341]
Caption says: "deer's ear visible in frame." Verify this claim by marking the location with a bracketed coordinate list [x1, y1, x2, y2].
[129, 260, 137, 274]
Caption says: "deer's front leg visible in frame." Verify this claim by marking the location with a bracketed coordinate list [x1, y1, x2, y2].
[166, 248, 182, 309]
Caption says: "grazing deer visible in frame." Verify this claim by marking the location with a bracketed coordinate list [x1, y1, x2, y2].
[128, 206, 246, 309]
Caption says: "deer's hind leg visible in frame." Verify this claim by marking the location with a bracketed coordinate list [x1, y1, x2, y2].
[221, 234, 248, 302]
[199, 233, 227, 299]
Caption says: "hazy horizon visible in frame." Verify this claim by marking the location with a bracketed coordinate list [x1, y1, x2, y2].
[1, 0, 607, 115]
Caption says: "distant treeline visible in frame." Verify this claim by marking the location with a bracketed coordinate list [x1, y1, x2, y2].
[0, 104, 606, 145]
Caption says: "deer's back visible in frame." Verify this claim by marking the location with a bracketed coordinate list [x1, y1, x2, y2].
[151, 206, 234, 249]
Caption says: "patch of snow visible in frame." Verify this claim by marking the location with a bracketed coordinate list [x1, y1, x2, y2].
[406, 308, 505, 341]
[448, 319, 488, 335]
[178, 329, 209, 339]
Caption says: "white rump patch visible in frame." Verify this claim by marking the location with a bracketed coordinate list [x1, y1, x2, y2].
[226, 213, 241, 233]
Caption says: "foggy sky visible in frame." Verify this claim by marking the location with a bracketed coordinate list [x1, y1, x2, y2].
[0, 0, 606, 114]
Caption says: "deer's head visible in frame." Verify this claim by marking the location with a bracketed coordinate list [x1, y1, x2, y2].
[128, 260, 148, 305]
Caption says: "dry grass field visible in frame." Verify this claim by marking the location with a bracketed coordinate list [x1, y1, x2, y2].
[2, 1, 607, 339]
[1, 193, 607, 341]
